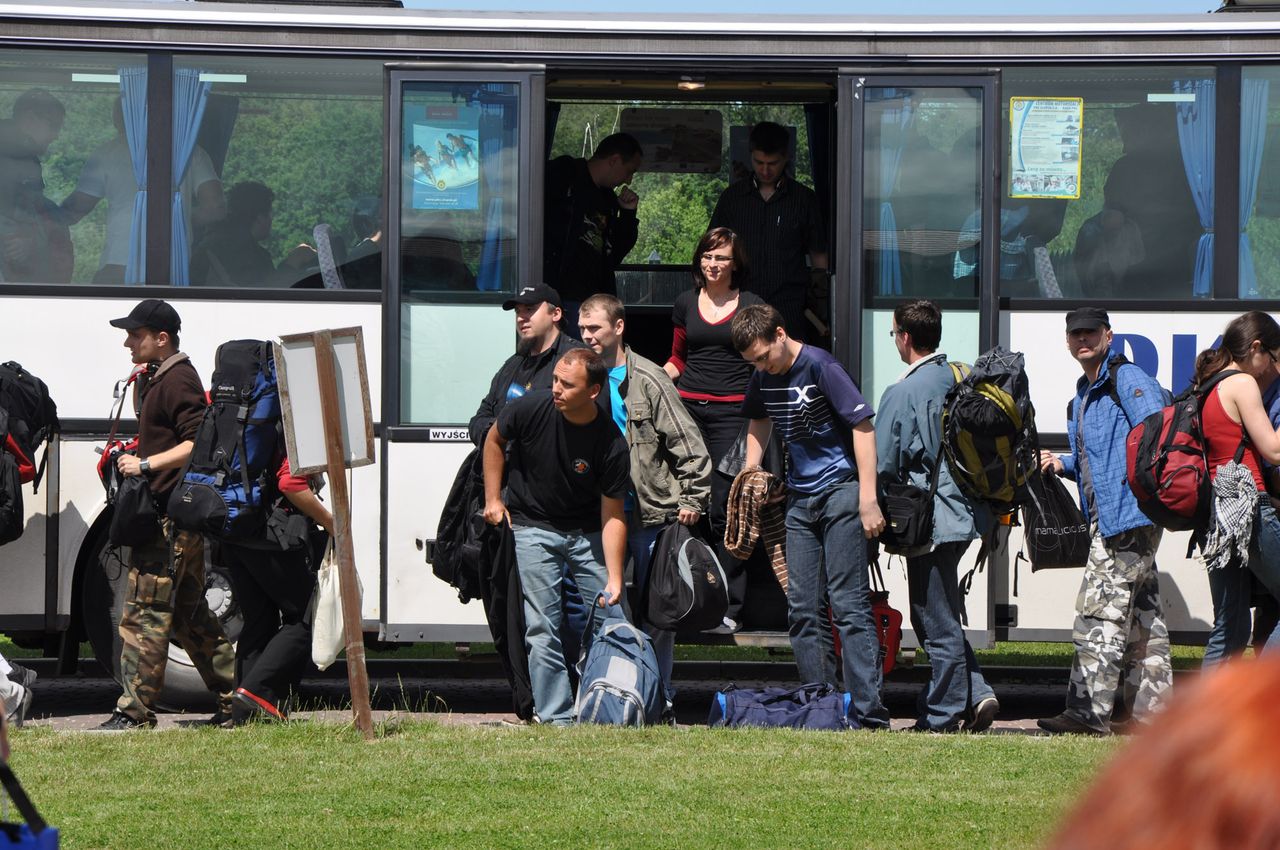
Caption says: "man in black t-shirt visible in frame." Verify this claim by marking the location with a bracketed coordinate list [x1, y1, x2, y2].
[482, 348, 631, 725]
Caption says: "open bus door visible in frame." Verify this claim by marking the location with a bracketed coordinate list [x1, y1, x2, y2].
[381, 65, 546, 642]
[835, 72, 1003, 648]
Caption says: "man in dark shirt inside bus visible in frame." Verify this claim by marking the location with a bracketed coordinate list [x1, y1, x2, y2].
[711, 121, 828, 342]
[542, 133, 642, 335]
[482, 348, 631, 725]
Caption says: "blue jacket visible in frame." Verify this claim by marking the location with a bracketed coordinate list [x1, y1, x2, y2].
[877, 353, 989, 550]
[1059, 347, 1166, 538]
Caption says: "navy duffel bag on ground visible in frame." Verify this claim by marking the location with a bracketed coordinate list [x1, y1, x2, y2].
[707, 683, 858, 730]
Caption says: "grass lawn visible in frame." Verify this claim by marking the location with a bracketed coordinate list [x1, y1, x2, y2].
[4, 721, 1119, 850]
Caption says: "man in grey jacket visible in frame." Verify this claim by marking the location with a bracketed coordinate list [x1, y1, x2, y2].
[877, 299, 999, 733]
[579, 293, 712, 709]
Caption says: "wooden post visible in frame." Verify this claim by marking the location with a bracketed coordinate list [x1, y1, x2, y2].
[313, 329, 375, 740]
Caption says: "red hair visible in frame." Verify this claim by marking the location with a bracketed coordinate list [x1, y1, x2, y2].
[1046, 657, 1280, 849]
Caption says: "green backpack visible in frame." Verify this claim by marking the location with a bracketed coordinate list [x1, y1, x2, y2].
[940, 346, 1039, 515]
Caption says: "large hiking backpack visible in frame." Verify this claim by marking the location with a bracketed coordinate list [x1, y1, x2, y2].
[575, 595, 664, 726]
[1125, 369, 1240, 532]
[0, 362, 59, 489]
[168, 340, 281, 539]
[0, 362, 59, 545]
[644, 521, 728, 633]
[941, 346, 1038, 513]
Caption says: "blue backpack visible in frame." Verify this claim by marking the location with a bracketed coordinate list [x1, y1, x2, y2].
[575, 595, 664, 727]
[708, 683, 858, 730]
[168, 340, 281, 539]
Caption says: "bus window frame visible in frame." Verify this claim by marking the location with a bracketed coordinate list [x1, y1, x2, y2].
[837, 72, 1000, 379]
[383, 64, 546, 433]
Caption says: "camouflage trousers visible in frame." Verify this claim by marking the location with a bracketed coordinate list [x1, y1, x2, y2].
[1065, 524, 1173, 732]
[116, 518, 235, 723]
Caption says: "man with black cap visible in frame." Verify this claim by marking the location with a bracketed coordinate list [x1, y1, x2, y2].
[468, 283, 586, 447]
[1037, 306, 1172, 736]
[96, 299, 235, 730]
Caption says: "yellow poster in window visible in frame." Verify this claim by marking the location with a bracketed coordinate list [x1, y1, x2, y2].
[1009, 97, 1083, 200]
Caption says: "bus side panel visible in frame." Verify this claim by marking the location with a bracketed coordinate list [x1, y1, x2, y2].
[382, 440, 490, 642]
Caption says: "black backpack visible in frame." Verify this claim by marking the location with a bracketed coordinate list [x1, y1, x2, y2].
[644, 521, 728, 632]
[431, 448, 485, 604]
[168, 341, 282, 539]
[941, 346, 1039, 514]
[0, 362, 59, 546]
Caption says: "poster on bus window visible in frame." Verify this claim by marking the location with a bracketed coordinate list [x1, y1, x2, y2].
[410, 105, 481, 210]
[1008, 97, 1083, 200]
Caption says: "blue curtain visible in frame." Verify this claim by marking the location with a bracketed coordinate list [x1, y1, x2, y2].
[170, 68, 211, 286]
[870, 90, 914, 296]
[120, 68, 148, 285]
[1240, 77, 1270, 298]
[475, 86, 510, 292]
[1174, 79, 1216, 299]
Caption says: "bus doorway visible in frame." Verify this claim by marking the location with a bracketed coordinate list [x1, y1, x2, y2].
[544, 74, 837, 635]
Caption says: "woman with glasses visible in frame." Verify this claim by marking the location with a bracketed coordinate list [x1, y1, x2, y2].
[664, 226, 762, 633]
[1194, 310, 1280, 664]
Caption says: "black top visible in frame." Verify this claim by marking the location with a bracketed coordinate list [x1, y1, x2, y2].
[709, 177, 826, 299]
[542, 155, 639, 303]
[496, 390, 631, 533]
[468, 330, 587, 446]
[671, 288, 763, 400]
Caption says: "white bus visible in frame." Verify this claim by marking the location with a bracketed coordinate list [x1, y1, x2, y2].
[2, 0, 1276, 700]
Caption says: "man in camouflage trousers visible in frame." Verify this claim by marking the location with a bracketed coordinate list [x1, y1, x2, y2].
[1038, 307, 1172, 736]
[96, 299, 235, 731]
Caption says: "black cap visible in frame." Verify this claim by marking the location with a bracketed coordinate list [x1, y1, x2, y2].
[502, 283, 562, 311]
[1065, 306, 1110, 333]
[109, 299, 182, 336]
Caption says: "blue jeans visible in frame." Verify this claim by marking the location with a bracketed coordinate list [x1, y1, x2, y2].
[906, 541, 995, 730]
[785, 479, 890, 729]
[628, 522, 676, 707]
[512, 525, 617, 725]
[1205, 500, 1280, 666]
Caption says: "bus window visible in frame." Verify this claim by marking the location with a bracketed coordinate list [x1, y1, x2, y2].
[1002, 66, 1215, 301]
[1242, 67, 1280, 300]
[398, 80, 523, 425]
[174, 56, 383, 289]
[0, 50, 145, 285]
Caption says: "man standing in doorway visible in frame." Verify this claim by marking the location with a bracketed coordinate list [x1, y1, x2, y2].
[578, 293, 711, 707]
[98, 298, 235, 730]
[731, 303, 890, 729]
[469, 283, 585, 447]
[711, 121, 828, 341]
[1038, 306, 1172, 736]
[543, 133, 643, 335]
[482, 349, 631, 725]
[877, 299, 999, 733]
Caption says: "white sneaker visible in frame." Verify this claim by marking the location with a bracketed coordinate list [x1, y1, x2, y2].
[703, 617, 741, 635]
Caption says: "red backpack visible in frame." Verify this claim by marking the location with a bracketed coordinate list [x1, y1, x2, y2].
[1125, 369, 1241, 532]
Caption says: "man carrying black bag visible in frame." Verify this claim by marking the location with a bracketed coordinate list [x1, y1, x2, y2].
[877, 300, 999, 733]
[578, 294, 712, 712]
[95, 299, 235, 731]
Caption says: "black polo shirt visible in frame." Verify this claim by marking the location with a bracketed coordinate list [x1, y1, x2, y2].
[709, 176, 826, 299]
[496, 390, 630, 533]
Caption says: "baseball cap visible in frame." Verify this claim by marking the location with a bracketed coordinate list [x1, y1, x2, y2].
[502, 283, 562, 311]
[109, 299, 182, 336]
[1065, 306, 1110, 333]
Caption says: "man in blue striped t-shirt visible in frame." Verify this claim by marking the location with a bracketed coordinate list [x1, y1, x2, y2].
[732, 303, 889, 729]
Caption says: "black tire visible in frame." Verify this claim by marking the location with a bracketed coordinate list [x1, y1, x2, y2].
[80, 524, 243, 711]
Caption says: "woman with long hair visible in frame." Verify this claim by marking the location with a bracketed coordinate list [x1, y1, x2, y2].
[1193, 310, 1280, 664]
[664, 226, 764, 633]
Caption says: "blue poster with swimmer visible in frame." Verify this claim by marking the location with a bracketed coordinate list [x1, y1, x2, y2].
[409, 105, 481, 210]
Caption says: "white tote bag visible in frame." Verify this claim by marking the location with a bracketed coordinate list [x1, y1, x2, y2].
[310, 542, 362, 671]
